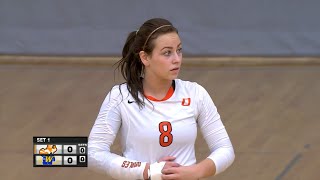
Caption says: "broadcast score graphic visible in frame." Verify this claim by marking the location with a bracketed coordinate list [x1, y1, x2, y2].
[33, 137, 87, 167]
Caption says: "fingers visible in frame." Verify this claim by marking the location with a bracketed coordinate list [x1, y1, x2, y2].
[162, 167, 177, 174]
[158, 156, 176, 162]
[169, 162, 180, 167]
[162, 173, 178, 180]
[163, 162, 180, 170]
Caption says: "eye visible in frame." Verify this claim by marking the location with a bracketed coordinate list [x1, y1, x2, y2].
[164, 50, 172, 56]
[177, 48, 182, 54]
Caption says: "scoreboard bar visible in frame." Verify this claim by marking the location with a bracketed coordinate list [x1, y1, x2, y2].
[33, 137, 88, 167]
[33, 137, 87, 144]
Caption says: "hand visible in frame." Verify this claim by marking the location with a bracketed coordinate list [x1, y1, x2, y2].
[161, 165, 200, 180]
[158, 156, 176, 162]
[158, 156, 181, 170]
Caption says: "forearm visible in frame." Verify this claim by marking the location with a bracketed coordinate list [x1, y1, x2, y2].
[88, 149, 147, 179]
[192, 158, 216, 179]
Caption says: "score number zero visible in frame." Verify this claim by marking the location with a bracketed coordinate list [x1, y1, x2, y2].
[63, 145, 77, 165]
[63, 145, 86, 165]
[63, 145, 86, 154]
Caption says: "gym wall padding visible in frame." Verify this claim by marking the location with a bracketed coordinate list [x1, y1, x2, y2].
[0, 0, 319, 56]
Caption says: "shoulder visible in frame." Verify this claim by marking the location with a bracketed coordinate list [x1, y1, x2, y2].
[109, 83, 128, 94]
[175, 79, 207, 94]
[105, 83, 130, 102]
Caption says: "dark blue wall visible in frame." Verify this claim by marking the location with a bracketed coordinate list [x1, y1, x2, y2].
[0, 0, 319, 56]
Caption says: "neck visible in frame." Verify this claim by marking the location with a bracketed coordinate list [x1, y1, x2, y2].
[143, 76, 172, 100]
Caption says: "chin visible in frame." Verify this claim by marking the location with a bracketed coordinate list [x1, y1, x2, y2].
[169, 75, 178, 80]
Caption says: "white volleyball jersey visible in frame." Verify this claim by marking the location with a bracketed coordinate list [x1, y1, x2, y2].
[88, 79, 234, 180]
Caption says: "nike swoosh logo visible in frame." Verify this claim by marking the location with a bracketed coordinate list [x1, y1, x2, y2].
[128, 100, 134, 104]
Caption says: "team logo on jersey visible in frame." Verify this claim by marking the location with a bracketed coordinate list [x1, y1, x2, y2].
[181, 98, 191, 106]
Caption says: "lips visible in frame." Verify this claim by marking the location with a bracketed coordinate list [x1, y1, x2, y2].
[171, 67, 180, 71]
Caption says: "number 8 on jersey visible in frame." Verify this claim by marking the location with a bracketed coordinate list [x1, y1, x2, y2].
[159, 121, 173, 147]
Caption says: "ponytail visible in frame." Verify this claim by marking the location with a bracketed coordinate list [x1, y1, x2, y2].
[116, 31, 145, 109]
[122, 31, 136, 58]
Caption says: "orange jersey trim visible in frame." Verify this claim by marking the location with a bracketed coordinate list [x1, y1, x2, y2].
[145, 86, 174, 102]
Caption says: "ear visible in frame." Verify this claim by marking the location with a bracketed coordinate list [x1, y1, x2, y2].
[139, 51, 150, 67]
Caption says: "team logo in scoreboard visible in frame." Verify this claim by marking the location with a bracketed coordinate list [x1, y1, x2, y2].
[33, 137, 87, 167]
[35, 145, 63, 165]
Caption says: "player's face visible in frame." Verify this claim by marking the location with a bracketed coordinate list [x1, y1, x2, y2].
[143, 32, 182, 81]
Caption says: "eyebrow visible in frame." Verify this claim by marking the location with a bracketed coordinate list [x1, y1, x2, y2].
[161, 43, 182, 51]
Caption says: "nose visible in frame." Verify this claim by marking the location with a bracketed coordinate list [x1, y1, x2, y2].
[172, 52, 182, 64]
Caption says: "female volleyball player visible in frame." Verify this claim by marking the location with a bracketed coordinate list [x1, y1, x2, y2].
[88, 18, 235, 180]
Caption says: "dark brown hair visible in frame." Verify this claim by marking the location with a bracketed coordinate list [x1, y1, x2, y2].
[115, 18, 178, 109]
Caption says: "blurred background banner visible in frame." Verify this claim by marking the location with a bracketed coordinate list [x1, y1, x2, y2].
[0, 0, 319, 56]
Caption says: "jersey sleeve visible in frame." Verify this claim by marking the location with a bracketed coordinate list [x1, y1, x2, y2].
[196, 84, 235, 175]
[88, 86, 147, 180]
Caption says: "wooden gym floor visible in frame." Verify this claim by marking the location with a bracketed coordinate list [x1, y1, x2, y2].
[0, 56, 319, 180]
